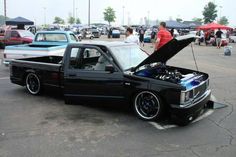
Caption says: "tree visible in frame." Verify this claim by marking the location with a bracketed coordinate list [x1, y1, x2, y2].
[76, 18, 81, 24]
[103, 7, 116, 26]
[68, 16, 75, 25]
[218, 16, 229, 25]
[176, 18, 183, 23]
[202, 2, 218, 24]
[53, 16, 65, 24]
[192, 17, 203, 23]
[0, 15, 10, 25]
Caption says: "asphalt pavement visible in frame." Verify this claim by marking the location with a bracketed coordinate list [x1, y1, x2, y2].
[0, 37, 236, 157]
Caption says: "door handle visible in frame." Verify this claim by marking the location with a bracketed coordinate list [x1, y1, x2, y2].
[68, 74, 76, 77]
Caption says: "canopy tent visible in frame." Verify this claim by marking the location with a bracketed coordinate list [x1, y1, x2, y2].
[5, 16, 34, 25]
[5, 17, 34, 29]
[165, 20, 190, 29]
[197, 22, 232, 30]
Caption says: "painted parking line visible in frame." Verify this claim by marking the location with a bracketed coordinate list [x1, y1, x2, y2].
[210, 95, 217, 102]
[0, 77, 9, 80]
[149, 109, 214, 130]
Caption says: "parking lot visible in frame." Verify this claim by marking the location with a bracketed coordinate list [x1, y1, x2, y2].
[0, 37, 236, 157]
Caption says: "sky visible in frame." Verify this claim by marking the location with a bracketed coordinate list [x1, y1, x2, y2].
[0, 0, 235, 26]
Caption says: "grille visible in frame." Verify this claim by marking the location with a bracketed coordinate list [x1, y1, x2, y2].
[193, 81, 207, 98]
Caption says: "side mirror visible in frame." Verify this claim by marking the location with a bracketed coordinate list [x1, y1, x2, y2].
[105, 64, 115, 73]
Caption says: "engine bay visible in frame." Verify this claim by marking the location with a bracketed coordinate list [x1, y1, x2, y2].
[134, 64, 205, 89]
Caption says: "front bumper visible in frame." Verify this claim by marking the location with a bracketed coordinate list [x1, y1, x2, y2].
[170, 89, 212, 125]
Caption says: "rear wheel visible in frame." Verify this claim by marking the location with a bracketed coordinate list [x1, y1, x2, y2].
[133, 91, 164, 121]
[25, 73, 42, 95]
[90, 36, 94, 40]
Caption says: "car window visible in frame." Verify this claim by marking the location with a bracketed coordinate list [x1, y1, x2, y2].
[11, 31, 19, 38]
[35, 33, 68, 42]
[70, 34, 78, 42]
[69, 48, 82, 69]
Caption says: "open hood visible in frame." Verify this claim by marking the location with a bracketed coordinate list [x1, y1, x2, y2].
[134, 35, 195, 71]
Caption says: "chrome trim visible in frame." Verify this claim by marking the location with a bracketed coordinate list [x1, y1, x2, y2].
[182, 78, 208, 92]
[180, 89, 211, 108]
[180, 79, 209, 104]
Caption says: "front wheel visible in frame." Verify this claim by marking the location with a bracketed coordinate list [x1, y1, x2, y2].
[25, 73, 42, 95]
[133, 91, 164, 121]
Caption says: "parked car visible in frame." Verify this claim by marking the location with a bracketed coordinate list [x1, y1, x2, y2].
[77, 29, 95, 40]
[229, 33, 236, 43]
[112, 29, 121, 38]
[10, 35, 212, 125]
[89, 28, 101, 38]
[0, 30, 34, 49]
[144, 30, 152, 43]
[3, 31, 78, 66]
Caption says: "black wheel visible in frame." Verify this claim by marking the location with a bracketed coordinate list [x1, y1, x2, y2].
[134, 91, 164, 121]
[90, 36, 94, 40]
[78, 36, 82, 41]
[25, 73, 42, 95]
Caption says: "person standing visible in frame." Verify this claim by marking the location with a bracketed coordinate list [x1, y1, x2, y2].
[154, 22, 173, 51]
[215, 28, 223, 48]
[124, 27, 139, 45]
[139, 26, 145, 47]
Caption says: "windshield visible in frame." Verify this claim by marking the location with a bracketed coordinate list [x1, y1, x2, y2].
[35, 33, 68, 42]
[110, 45, 148, 70]
[18, 31, 34, 38]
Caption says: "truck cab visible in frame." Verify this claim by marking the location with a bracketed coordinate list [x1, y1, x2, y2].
[0, 30, 34, 48]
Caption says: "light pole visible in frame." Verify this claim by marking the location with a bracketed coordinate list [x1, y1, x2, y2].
[88, 0, 90, 26]
[219, 6, 222, 21]
[76, 8, 78, 20]
[147, 11, 150, 26]
[73, 0, 75, 19]
[4, 0, 7, 22]
[122, 6, 125, 26]
[43, 7, 46, 26]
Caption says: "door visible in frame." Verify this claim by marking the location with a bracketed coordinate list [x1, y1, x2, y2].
[64, 45, 125, 102]
[8, 31, 22, 45]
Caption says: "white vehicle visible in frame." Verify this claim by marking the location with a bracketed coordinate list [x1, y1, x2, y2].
[3, 31, 78, 66]
[229, 33, 236, 43]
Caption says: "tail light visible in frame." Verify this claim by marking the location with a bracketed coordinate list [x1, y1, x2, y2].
[3, 53, 6, 58]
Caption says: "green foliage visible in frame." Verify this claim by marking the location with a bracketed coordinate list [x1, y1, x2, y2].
[53, 16, 65, 24]
[0, 15, 10, 25]
[218, 16, 229, 25]
[68, 16, 75, 25]
[76, 18, 81, 24]
[192, 17, 203, 23]
[176, 18, 183, 23]
[103, 7, 116, 26]
[203, 2, 218, 24]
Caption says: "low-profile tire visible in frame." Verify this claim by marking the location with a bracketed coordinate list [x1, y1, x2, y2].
[133, 91, 164, 121]
[25, 73, 42, 95]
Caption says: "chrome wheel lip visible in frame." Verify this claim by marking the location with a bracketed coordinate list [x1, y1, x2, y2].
[26, 73, 40, 95]
[134, 91, 160, 120]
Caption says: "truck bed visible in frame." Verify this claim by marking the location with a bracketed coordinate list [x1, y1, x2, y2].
[10, 56, 63, 87]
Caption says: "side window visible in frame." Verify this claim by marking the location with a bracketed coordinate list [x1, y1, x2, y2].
[69, 48, 82, 69]
[70, 34, 78, 42]
[80, 48, 113, 71]
[11, 31, 19, 38]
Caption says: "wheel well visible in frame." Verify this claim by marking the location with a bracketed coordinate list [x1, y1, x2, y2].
[130, 90, 169, 109]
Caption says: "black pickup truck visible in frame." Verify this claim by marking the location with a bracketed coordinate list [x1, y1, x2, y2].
[10, 36, 212, 125]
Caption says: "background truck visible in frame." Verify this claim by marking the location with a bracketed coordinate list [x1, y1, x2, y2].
[3, 31, 78, 66]
[0, 30, 34, 49]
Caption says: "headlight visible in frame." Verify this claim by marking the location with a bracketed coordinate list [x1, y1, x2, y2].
[180, 90, 194, 104]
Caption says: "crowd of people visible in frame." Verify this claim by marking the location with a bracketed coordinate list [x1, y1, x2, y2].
[196, 28, 230, 48]
[124, 22, 173, 51]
